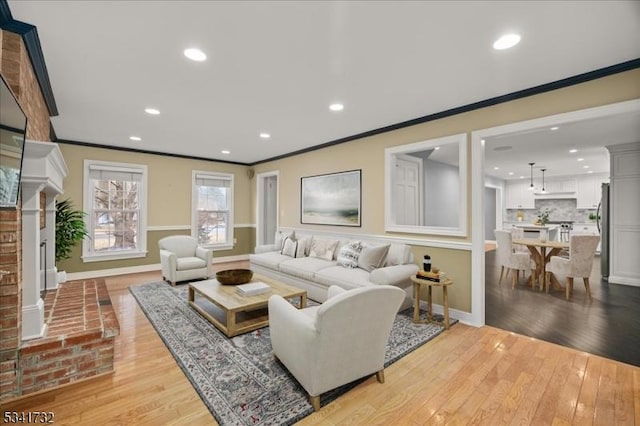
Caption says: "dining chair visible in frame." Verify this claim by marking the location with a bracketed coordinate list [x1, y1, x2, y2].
[510, 227, 529, 254]
[546, 234, 600, 300]
[495, 230, 536, 289]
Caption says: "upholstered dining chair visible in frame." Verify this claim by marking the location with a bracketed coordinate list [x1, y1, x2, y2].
[268, 285, 404, 411]
[158, 235, 213, 286]
[495, 230, 536, 289]
[546, 234, 600, 300]
[510, 227, 529, 254]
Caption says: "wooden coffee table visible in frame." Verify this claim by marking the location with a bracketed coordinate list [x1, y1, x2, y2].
[188, 274, 307, 337]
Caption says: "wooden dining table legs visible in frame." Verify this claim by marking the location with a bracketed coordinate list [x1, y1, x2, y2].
[526, 246, 564, 292]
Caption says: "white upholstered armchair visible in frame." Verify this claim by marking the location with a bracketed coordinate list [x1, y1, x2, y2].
[158, 235, 212, 286]
[268, 285, 404, 411]
[547, 234, 600, 300]
[495, 230, 536, 288]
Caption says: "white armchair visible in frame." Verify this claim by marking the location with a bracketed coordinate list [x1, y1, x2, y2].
[495, 230, 536, 289]
[547, 234, 600, 300]
[159, 235, 212, 286]
[268, 285, 404, 411]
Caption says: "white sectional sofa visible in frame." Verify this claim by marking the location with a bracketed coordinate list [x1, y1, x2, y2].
[249, 230, 419, 309]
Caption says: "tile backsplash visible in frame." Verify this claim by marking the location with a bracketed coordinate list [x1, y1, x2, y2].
[506, 198, 596, 223]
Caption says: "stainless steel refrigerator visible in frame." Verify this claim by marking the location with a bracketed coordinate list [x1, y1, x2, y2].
[597, 183, 610, 279]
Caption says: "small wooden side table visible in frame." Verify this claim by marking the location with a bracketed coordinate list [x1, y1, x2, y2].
[410, 275, 453, 330]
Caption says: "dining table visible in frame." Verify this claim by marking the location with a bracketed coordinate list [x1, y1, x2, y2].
[512, 238, 570, 292]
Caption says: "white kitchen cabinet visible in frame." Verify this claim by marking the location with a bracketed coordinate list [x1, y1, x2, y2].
[576, 174, 608, 209]
[505, 181, 535, 209]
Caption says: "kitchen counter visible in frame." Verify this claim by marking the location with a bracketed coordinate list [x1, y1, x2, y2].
[512, 224, 559, 231]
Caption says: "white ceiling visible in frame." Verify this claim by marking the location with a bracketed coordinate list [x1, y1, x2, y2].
[7, 1, 640, 164]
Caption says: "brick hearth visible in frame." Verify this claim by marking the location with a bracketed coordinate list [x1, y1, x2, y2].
[17, 279, 119, 396]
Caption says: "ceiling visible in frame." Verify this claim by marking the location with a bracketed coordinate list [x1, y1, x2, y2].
[7, 1, 640, 165]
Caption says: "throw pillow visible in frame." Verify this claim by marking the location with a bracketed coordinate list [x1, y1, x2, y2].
[358, 244, 390, 272]
[337, 241, 362, 268]
[308, 239, 339, 261]
[276, 230, 295, 252]
[281, 237, 298, 258]
[296, 237, 310, 258]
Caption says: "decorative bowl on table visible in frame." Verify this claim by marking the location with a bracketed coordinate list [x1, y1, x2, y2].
[216, 269, 254, 285]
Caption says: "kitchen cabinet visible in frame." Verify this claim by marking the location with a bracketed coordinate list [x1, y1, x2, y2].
[505, 181, 535, 209]
[533, 178, 577, 197]
[576, 174, 608, 209]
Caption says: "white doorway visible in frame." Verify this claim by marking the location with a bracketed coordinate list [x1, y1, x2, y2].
[256, 171, 279, 246]
[392, 154, 422, 226]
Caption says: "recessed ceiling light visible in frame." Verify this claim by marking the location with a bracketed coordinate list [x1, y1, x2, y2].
[145, 108, 160, 115]
[493, 146, 513, 152]
[508, 172, 514, 176]
[129, 136, 142, 141]
[221, 150, 230, 155]
[493, 167, 499, 170]
[550, 126, 559, 131]
[569, 149, 578, 153]
[434, 147, 440, 150]
[583, 165, 590, 169]
[184, 48, 207, 62]
[493, 34, 521, 50]
[587, 170, 594, 174]
[259, 133, 271, 139]
[329, 103, 344, 112]
[577, 158, 584, 162]
[519, 176, 525, 179]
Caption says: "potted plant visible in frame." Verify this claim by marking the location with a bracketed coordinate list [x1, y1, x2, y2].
[536, 208, 552, 225]
[55, 199, 89, 283]
[588, 212, 599, 222]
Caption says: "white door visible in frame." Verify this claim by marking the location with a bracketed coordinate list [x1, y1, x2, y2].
[393, 154, 422, 226]
[257, 171, 279, 246]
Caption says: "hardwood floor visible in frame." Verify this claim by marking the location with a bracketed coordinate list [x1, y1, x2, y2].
[4, 263, 640, 425]
[485, 249, 640, 367]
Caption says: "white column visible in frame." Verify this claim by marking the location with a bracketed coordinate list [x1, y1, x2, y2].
[43, 192, 58, 291]
[21, 181, 47, 340]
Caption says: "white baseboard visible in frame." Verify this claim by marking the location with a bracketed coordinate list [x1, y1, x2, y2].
[607, 275, 640, 287]
[66, 254, 250, 281]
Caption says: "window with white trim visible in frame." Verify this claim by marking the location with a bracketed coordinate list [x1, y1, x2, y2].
[192, 171, 234, 249]
[83, 160, 147, 262]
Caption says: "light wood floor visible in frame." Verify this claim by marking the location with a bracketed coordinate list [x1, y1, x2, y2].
[4, 265, 639, 425]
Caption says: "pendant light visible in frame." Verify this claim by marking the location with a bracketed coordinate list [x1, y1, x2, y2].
[527, 162, 535, 190]
[540, 168, 547, 194]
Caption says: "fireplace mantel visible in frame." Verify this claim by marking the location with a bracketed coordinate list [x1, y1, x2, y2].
[21, 140, 68, 340]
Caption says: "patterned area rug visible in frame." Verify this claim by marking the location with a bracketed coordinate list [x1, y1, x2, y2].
[129, 282, 456, 425]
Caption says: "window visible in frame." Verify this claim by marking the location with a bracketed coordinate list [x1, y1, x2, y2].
[83, 160, 147, 261]
[192, 171, 234, 249]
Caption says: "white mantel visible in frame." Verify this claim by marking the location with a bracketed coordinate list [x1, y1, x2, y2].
[20, 140, 68, 340]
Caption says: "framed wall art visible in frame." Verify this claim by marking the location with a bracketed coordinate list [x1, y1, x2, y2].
[301, 169, 361, 227]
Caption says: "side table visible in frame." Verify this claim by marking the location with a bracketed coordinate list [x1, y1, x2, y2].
[410, 275, 453, 330]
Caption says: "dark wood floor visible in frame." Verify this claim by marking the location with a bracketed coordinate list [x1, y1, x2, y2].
[485, 249, 640, 367]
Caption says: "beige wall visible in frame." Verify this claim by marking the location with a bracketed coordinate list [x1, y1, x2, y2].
[252, 69, 640, 313]
[57, 144, 253, 273]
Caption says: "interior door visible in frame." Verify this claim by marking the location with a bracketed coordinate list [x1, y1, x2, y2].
[393, 154, 422, 226]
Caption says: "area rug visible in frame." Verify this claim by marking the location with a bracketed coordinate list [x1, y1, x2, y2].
[129, 282, 456, 425]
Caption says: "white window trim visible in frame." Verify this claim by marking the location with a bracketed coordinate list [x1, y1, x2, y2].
[192, 170, 234, 250]
[82, 159, 148, 262]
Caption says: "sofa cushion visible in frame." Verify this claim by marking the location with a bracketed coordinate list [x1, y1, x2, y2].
[337, 241, 362, 268]
[249, 252, 291, 270]
[175, 256, 207, 271]
[280, 257, 337, 281]
[309, 238, 340, 261]
[358, 244, 390, 272]
[385, 244, 411, 266]
[314, 266, 371, 290]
